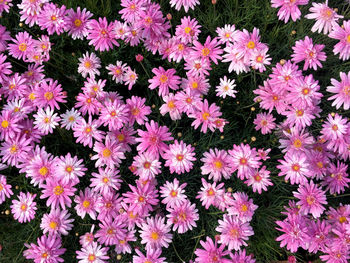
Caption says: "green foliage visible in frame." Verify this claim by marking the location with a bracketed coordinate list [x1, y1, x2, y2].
[0, 0, 350, 262]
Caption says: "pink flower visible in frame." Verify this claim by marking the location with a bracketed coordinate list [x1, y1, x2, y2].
[322, 161, 350, 194]
[170, 0, 199, 12]
[2, 73, 27, 100]
[160, 178, 187, 209]
[327, 71, 350, 110]
[159, 93, 182, 120]
[106, 60, 127, 84]
[132, 152, 161, 180]
[126, 96, 151, 125]
[194, 237, 231, 263]
[40, 208, 74, 236]
[175, 16, 201, 45]
[8, 31, 34, 61]
[41, 178, 76, 209]
[293, 180, 327, 218]
[133, 249, 166, 263]
[139, 215, 173, 250]
[0, 133, 32, 167]
[0, 175, 13, 204]
[200, 148, 232, 182]
[196, 178, 224, 209]
[34, 78, 67, 110]
[245, 166, 273, 194]
[95, 216, 126, 246]
[87, 17, 118, 52]
[74, 188, 98, 220]
[24, 235, 66, 263]
[66, 7, 93, 40]
[76, 242, 109, 263]
[77, 52, 101, 79]
[99, 99, 129, 131]
[291, 36, 326, 71]
[329, 20, 350, 60]
[0, 54, 12, 83]
[216, 214, 254, 251]
[90, 167, 121, 196]
[11, 192, 37, 223]
[119, 0, 146, 23]
[148, 67, 181, 97]
[167, 200, 199, 233]
[231, 249, 256, 263]
[227, 192, 258, 223]
[253, 112, 276, 135]
[0, 0, 12, 16]
[163, 140, 196, 174]
[72, 117, 105, 148]
[277, 152, 310, 185]
[271, 0, 308, 23]
[0, 25, 11, 52]
[136, 120, 174, 158]
[191, 36, 223, 65]
[0, 110, 22, 141]
[216, 24, 238, 44]
[189, 99, 222, 133]
[37, 3, 67, 35]
[56, 153, 86, 184]
[228, 143, 261, 180]
[305, 2, 343, 34]
[123, 66, 138, 90]
[275, 214, 309, 253]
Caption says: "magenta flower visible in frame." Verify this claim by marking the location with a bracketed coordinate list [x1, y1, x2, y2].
[119, 0, 146, 23]
[271, 0, 308, 23]
[228, 192, 258, 223]
[0, 110, 22, 141]
[90, 167, 121, 196]
[293, 180, 327, 218]
[175, 16, 201, 45]
[8, 31, 34, 61]
[41, 178, 76, 209]
[34, 78, 67, 110]
[216, 214, 254, 251]
[126, 96, 152, 125]
[77, 52, 101, 79]
[170, 0, 199, 12]
[322, 161, 350, 194]
[0, 54, 12, 83]
[291, 36, 326, 71]
[87, 17, 118, 52]
[201, 148, 232, 182]
[76, 241, 109, 263]
[160, 178, 187, 209]
[40, 208, 74, 236]
[139, 215, 173, 250]
[163, 140, 196, 174]
[66, 7, 93, 40]
[99, 99, 129, 131]
[0, 133, 31, 167]
[307, 219, 331, 253]
[277, 152, 310, 185]
[245, 166, 273, 194]
[132, 151, 161, 180]
[196, 178, 224, 209]
[72, 117, 105, 148]
[148, 66, 181, 97]
[11, 192, 37, 223]
[0, 175, 13, 204]
[133, 249, 166, 263]
[253, 112, 276, 135]
[23, 235, 66, 263]
[136, 120, 173, 158]
[329, 20, 350, 60]
[327, 71, 350, 110]
[95, 216, 126, 246]
[56, 153, 87, 184]
[167, 200, 199, 233]
[37, 3, 68, 35]
[74, 188, 98, 220]
[192, 36, 223, 65]
[194, 237, 231, 263]
[189, 99, 222, 133]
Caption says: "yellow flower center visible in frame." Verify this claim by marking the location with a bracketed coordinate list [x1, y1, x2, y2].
[184, 27, 191, 34]
[179, 212, 187, 220]
[44, 91, 54, 101]
[302, 88, 309, 95]
[292, 164, 300, 172]
[10, 145, 17, 154]
[168, 100, 175, 109]
[170, 190, 177, 197]
[131, 108, 140, 116]
[0, 183, 3, 191]
[102, 148, 111, 158]
[68, 116, 75, 122]
[347, 35, 350, 43]
[19, 43, 27, 52]
[151, 232, 159, 240]
[176, 154, 184, 161]
[145, 17, 153, 25]
[201, 48, 210, 57]
[29, 93, 36, 101]
[343, 85, 350, 95]
[240, 158, 247, 165]
[88, 254, 96, 262]
[102, 177, 109, 183]
[20, 204, 27, 211]
[247, 41, 255, 49]
[207, 188, 214, 196]
[1, 120, 9, 128]
[39, 166, 48, 176]
[339, 216, 347, 223]
[225, 33, 230, 38]
[65, 166, 73, 173]
[9, 84, 15, 90]
[293, 139, 302, 148]
[214, 160, 223, 169]
[306, 195, 315, 205]
[54, 185, 64, 195]
[230, 228, 239, 238]
[160, 74, 168, 83]
[254, 174, 262, 181]
[241, 204, 248, 212]
[84, 61, 91, 68]
[138, 196, 145, 202]
[117, 134, 125, 142]
[296, 109, 304, 116]
[83, 200, 90, 208]
[51, 15, 57, 21]
[74, 19, 82, 27]
[49, 221, 57, 229]
[202, 112, 210, 120]
[317, 162, 323, 168]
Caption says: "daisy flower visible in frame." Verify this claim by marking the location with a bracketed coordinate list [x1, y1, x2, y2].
[139, 215, 173, 251]
[60, 108, 82, 130]
[66, 7, 93, 40]
[184, 56, 212, 77]
[11, 192, 37, 223]
[253, 112, 276, 135]
[123, 66, 138, 90]
[327, 71, 350, 110]
[231, 249, 256, 262]
[194, 237, 231, 263]
[0, 175, 13, 205]
[0, 54, 12, 83]
[216, 24, 237, 44]
[201, 148, 232, 182]
[321, 113, 348, 141]
[277, 152, 310, 185]
[169, 0, 199, 12]
[0, 134, 32, 167]
[76, 242, 109, 263]
[86, 17, 118, 52]
[148, 66, 181, 97]
[250, 48, 271, 72]
[305, 2, 343, 34]
[72, 117, 105, 148]
[181, 75, 210, 96]
[90, 167, 121, 196]
[106, 60, 127, 84]
[293, 180, 327, 218]
[196, 178, 224, 209]
[271, 0, 308, 23]
[228, 143, 261, 180]
[216, 214, 254, 251]
[167, 200, 199, 234]
[41, 178, 76, 209]
[222, 44, 250, 75]
[0, 25, 11, 52]
[132, 152, 162, 180]
[33, 78, 67, 110]
[329, 21, 350, 60]
[160, 178, 188, 209]
[0, 0, 12, 17]
[96, 192, 122, 221]
[279, 127, 315, 153]
[99, 99, 129, 131]
[0, 110, 22, 141]
[23, 235, 66, 263]
[33, 107, 61, 135]
[74, 188, 98, 220]
[159, 93, 182, 121]
[174, 90, 201, 115]
[175, 16, 201, 45]
[291, 36, 326, 71]
[215, 76, 237, 98]
[136, 120, 174, 158]
[191, 36, 223, 64]
[126, 96, 151, 125]
[2, 73, 27, 100]
[307, 219, 331, 253]
[7, 31, 34, 61]
[322, 161, 350, 194]
[133, 249, 166, 263]
[40, 208, 74, 236]
[56, 153, 87, 184]
[189, 99, 222, 133]
[95, 215, 127, 246]
[37, 3, 67, 35]
[228, 192, 258, 223]
[245, 166, 273, 194]
[163, 140, 196, 174]
[77, 52, 101, 79]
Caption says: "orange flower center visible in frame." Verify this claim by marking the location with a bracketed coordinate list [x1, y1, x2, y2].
[54, 185, 64, 195]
